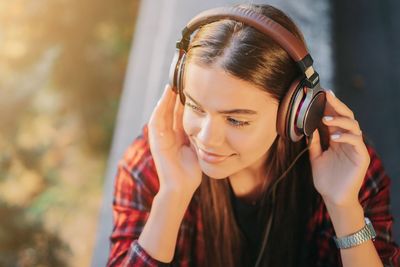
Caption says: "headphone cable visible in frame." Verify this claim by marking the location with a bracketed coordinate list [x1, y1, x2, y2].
[254, 133, 313, 267]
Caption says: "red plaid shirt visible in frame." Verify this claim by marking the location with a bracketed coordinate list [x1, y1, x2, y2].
[107, 125, 400, 267]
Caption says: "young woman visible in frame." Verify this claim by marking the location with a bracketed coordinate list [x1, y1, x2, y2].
[107, 4, 399, 267]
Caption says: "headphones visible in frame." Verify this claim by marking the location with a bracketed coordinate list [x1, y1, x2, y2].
[169, 6, 326, 143]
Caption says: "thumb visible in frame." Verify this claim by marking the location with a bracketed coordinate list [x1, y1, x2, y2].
[308, 129, 322, 161]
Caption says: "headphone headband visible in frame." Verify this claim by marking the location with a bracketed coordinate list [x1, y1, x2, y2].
[177, 6, 318, 86]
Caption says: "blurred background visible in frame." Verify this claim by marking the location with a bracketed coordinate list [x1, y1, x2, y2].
[0, 0, 139, 266]
[0, 0, 398, 267]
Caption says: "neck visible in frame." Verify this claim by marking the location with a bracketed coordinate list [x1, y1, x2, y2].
[228, 172, 267, 205]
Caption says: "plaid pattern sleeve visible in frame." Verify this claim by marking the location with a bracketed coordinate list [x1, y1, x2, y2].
[106, 125, 170, 267]
[106, 125, 200, 267]
[312, 140, 399, 267]
[358, 143, 400, 266]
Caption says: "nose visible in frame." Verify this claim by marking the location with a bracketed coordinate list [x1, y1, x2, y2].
[197, 116, 225, 148]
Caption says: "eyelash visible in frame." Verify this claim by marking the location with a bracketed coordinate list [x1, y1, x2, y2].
[185, 102, 251, 128]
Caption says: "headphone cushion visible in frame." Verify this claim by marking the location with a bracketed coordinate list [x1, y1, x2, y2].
[176, 53, 187, 104]
[169, 51, 181, 92]
[169, 51, 187, 104]
[276, 77, 303, 140]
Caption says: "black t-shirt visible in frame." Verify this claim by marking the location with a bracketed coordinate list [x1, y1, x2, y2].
[228, 181, 265, 267]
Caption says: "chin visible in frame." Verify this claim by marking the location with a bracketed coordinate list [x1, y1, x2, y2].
[199, 163, 232, 179]
[204, 173, 228, 179]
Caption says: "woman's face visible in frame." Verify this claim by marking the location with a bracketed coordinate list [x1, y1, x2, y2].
[182, 63, 279, 180]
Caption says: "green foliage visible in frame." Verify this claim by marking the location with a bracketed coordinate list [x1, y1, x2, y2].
[0, 0, 140, 265]
[0, 200, 69, 267]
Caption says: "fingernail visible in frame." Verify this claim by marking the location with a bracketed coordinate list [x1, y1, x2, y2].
[323, 116, 333, 121]
[331, 133, 341, 140]
[328, 89, 335, 97]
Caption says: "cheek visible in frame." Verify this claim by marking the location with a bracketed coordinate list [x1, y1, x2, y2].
[182, 109, 197, 135]
[233, 121, 277, 155]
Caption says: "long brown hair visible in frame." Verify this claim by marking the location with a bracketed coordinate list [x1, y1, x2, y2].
[186, 4, 320, 267]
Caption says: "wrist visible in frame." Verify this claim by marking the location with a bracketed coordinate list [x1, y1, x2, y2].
[321, 192, 361, 208]
[138, 188, 192, 262]
[324, 199, 365, 238]
[333, 217, 377, 249]
[156, 187, 193, 211]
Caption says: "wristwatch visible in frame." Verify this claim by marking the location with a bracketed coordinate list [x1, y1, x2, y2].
[333, 217, 377, 249]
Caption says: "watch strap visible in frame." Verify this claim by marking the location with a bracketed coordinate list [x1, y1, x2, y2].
[333, 217, 377, 249]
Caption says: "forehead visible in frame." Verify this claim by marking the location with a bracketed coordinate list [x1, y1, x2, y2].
[184, 63, 278, 108]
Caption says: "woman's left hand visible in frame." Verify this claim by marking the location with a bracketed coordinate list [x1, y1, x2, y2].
[308, 90, 370, 207]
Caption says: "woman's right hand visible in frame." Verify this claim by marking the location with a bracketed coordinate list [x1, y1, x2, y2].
[148, 84, 202, 199]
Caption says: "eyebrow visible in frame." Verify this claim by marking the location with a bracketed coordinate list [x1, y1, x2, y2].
[184, 92, 258, 115]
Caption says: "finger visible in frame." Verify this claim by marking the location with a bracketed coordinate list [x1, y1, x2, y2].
[173, 96, 188, 144]
[322, 116, 362, 136]
[330, 131, 364, 149]
[325, 90, 355, 119]
[149, 84, 176, 133]
[173, 96, 184, 132]
[161, 84, 177, 129]
[308, 129, 322, 160]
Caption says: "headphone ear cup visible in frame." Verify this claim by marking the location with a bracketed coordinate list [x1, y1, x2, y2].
[176, 53, 187, 104]
[300, 88, 326, 137]
[169, 50, 181, 92]
[277, 78, 304, 142]
[168, 51, 186, 104]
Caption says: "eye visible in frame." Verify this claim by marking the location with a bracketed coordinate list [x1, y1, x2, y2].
[226, 117, 250, 128]
[186, 102, 250, 128]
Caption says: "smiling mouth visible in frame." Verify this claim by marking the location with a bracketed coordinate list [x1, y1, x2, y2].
[199, 148, 229, 157]
[195, 146, 236, 164]
[188, 138, 235, 163]
[198, 148, 230, 163]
